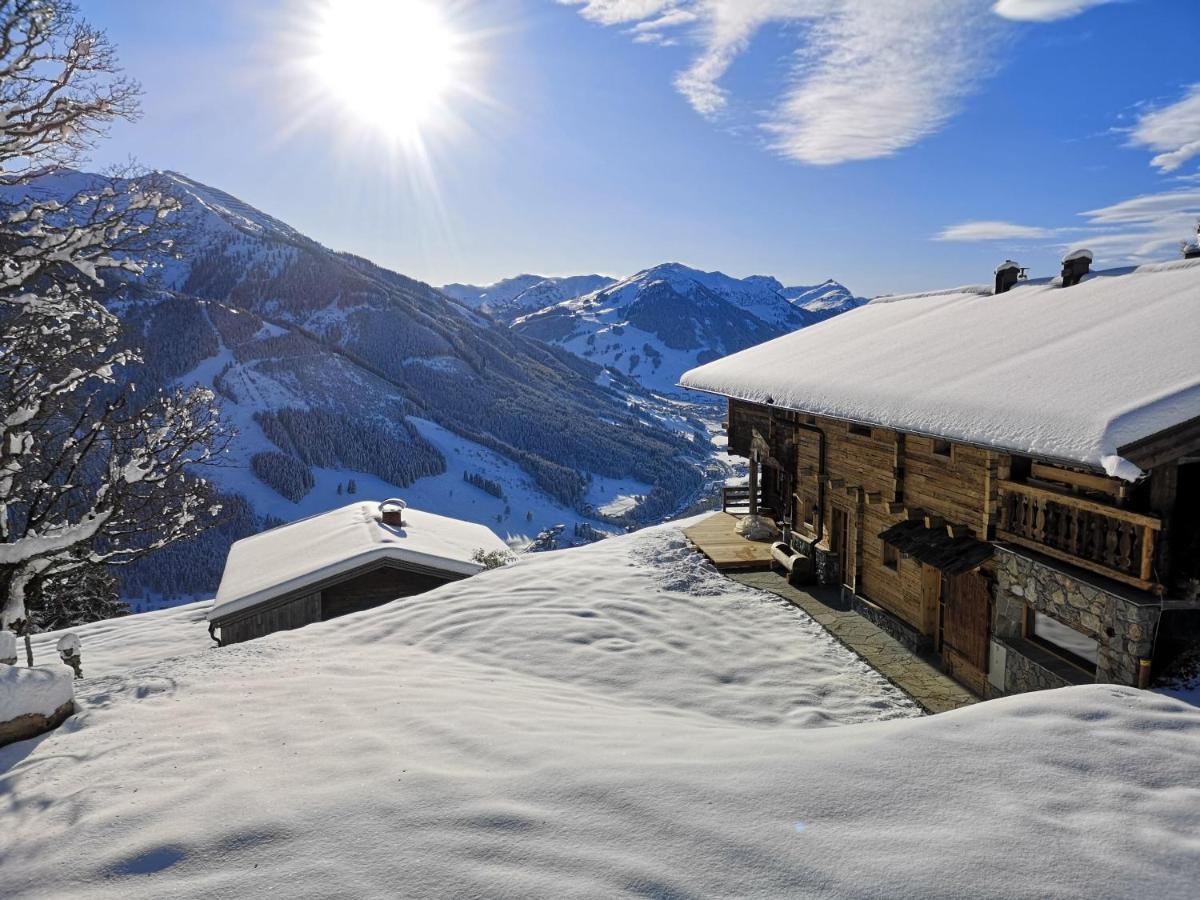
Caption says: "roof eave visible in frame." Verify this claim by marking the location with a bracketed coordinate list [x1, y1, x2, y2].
[692, 385, 1133, 479]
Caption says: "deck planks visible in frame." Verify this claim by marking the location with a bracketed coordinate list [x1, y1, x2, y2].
[684, 512, 776, 570]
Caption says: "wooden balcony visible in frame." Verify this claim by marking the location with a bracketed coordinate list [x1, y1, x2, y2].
[996, 480, 1162, 591]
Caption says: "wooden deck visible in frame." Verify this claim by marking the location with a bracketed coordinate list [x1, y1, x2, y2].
[684, 512, 776, 570]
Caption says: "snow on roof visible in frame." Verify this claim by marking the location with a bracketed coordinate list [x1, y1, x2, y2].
[211, 502, 509, 620]
[680, 259, 1200, 481]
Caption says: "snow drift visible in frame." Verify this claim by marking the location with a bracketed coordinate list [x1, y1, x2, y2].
[3, 523, 1199, 898]
[0, 664, 73, 725]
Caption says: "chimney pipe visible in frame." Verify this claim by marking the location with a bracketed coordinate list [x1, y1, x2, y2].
[994, 260, 1022, 295]
[379, 498, 406, 527]
[1061, 249, 1093, 287]
[1184, 220, 1200, 260]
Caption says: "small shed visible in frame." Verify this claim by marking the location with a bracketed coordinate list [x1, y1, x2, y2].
[208, 500, 509, 645]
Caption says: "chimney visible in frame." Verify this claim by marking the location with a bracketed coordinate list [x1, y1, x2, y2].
[994, 260, 1022, 295]
[379, 498, 407, 527]
[1060, 249, 1093, 287]
[1183, 220, 1200, 260]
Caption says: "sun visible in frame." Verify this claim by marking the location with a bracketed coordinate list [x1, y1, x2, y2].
[307, 0, 467, 141]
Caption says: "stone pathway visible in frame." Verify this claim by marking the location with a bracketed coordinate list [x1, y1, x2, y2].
[731, 570, 978, 715]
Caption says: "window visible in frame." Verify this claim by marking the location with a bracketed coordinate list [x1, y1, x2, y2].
[1027, 609, 1098, 672]
[848, 423, 872, 437]
[882, 541, 899, 572]
[932, 438, 952, 458]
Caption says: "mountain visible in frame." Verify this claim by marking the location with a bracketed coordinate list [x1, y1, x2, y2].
[511, 263, 865, 395]
[15, 171, 713, 602]
[440, 273, 616, 320]
[783, 279, 867, 316]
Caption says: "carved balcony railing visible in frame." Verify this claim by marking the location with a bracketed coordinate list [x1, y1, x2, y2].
[996, 480, 1162, 591]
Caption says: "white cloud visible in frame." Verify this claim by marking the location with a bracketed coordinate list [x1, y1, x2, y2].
[991, 0, 1116, 21]
[936, 221, 1055, 241]
[565, 0, 680, 26]
[765, 2, 1000, 165]
[561, 1, 1005, 165]
[1129, 84, 1200, 174]
[935, 190, 1200, 262]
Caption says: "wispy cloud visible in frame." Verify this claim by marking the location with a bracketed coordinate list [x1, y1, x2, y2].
[1129, 84, 1200, 174]
[935, 189, 1200, 262]
[766, 2, 1001, 165]
[936, 221, 1055, 241]
[991, 0, 1116, 22]
[560, 0, 1110, 166]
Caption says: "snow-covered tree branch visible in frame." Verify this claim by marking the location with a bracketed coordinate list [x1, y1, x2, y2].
[0, 0, 231, 629]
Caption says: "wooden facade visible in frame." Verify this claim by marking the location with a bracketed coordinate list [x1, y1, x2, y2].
[210, 559, 466, 646]
[727, 398, 1200, 696]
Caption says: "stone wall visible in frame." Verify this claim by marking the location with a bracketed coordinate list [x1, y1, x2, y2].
[992, 546, 1159, 689]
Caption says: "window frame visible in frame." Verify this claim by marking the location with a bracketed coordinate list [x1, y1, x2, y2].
[881, 540, 900, 573]
[848, 423, 872, 438]
[932, 437, 953, 459]
[1024, 607, 1099, 675]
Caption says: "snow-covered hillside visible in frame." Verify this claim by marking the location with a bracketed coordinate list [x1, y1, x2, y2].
[6, 522, 1199, 899]
[15, 170, 718, 601]
[514, 263, 864, 395]
[440, 273, 616, 319]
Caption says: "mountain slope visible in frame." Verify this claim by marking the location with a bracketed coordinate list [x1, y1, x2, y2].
[440, 273, 615, 319]
[17, 170, 712, 600]
[513, 263, 864, 394]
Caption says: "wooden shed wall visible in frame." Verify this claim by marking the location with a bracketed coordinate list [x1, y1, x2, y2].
[217, 591, 322, 645]
[321, 567, 451, 621]
[213, 562, 469, 645]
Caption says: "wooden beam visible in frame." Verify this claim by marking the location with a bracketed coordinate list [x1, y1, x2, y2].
[997, 530, 1159, 593]
[1030, 462, 1128, 499]
[999, 480, 1161, 529]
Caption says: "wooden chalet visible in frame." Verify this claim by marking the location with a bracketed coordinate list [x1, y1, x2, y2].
[682, 256, 1200, 698]
[208, 500, 509, 645]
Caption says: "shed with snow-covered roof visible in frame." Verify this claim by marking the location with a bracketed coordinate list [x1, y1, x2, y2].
[681, 259, 1200, 701]
[208, 501, 509, 645]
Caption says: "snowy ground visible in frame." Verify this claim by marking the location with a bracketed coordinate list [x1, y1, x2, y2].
[5, 522, 1199, 898]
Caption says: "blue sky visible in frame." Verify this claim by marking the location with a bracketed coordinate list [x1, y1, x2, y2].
[88, 0, 1199, 296]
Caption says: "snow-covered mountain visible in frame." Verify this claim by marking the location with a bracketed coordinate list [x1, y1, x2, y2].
[16, 170, 715, 601]
[512, 263, 864, 395]
[440, 273, 616, 320]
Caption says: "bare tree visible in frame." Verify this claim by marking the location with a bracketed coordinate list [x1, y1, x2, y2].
[0, 0, 232, 634]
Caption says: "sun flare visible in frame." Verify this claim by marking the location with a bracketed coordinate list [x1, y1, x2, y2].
[308, 0, 467, 141]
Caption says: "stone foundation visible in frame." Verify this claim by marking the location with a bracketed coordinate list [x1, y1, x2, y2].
[849, 593, 934, 654]
[992, 545, 1160, 691]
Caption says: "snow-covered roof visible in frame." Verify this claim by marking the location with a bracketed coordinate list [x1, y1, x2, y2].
[680, 259, 1200, 481]
[210, 502, 509, 620]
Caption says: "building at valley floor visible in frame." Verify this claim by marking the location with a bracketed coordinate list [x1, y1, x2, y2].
[681, 256, 1200, 698]
[208, 500, 510, 645]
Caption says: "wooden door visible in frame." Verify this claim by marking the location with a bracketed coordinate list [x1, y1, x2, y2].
[920, 565, 941, 637]
[941, 570, 990, 696]
[832, 509, 851, 589]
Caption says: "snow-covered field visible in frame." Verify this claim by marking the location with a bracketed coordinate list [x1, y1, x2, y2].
[5, 522, 1200, 898]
